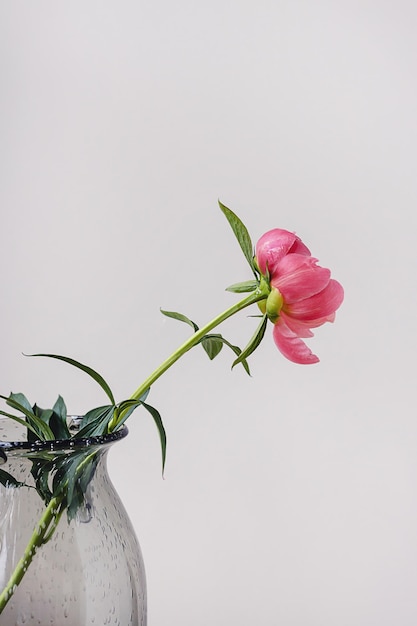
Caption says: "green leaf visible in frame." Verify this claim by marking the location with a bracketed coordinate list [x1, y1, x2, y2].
[66, 456, 98, 521]
[29, 456, 55, 503]
[50, 395, 71, 439]
[160, 309, 199, 332]
[77, 405, 115, 438]
[1, 394, 55, 441]
[113, 395, 166, 475]
[31, 405, 55, 443]
[113, 398, 143, 429]
[30, 405, 53, 443]
[27, 354, 115, 405]
[141, 400, 167, 475]
[219, 200, 256, 273]
[8, 392, 32, 413]
[232, 314, 268, 369]
[109, 388, 151, 431]
[54, 450, 98, 521]
[201, 335, 223, 360]
[33, 405, 53, 425]
[0, 409, 47, 440]
[218, 337, 251, 375]
[198, 334, 250, 375]
[225, 280, 258, 293]
[0, 468, 25, 488]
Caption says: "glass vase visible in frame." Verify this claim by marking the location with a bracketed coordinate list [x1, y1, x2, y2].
[0, 417, 147, 625]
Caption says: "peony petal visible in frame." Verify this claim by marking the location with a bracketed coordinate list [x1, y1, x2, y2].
[280, 312, 314, 338]
[255, 229, 310, 274]
[273, 319, 319, 364]
[288, 238, 311, 257]
[271, 254, 331, 302]
[300, 311, 336, 328]
[286, 279, 344, 322]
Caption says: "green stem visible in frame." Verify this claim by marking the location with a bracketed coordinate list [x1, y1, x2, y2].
[0, 288, 268, 613]
[109, 288, 268, 431]
[0, 494, 64, 613]
[0, 451, 97, 615]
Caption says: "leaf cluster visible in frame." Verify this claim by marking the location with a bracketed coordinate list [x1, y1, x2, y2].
[0, 355, 167, 520]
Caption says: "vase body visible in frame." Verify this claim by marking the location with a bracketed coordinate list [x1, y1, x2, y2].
[0, 418, 146, 625]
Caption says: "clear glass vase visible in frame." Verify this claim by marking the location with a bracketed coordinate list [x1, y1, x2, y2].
[0, 417, 147, 625]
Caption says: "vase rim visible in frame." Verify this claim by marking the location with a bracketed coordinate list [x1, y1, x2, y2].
[0, 417, 128, 453]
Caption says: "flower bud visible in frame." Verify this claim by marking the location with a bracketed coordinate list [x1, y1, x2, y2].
[265, 287, 283, 323]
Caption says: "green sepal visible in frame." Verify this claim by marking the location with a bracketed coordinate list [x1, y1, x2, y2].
[218, 201, 257, 274]
[160, 309, 199, 332]
[232, 314, 268, 369]
[225, 280, 258, 293]
[27, 354, 115, 405]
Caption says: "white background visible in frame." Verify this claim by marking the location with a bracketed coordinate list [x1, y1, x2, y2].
[1, 2, 417, 624]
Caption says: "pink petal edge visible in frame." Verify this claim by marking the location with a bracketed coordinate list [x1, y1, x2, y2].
[272, 254, 331, 303]
[285, 279, 344, 322]
[273, 319, 319, 365]
[256, 229, 310, 274]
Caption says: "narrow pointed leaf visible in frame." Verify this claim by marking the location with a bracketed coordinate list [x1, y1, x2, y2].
[232, 314, 268, 369]
[197, 334, 250, 375]
[29, 457, 54, 503]
[27, 354, 115, 405]
[50, 395, 71, 439]
[52, 395, 68, 421]
[141, 400, 167, 475]
[226, 280, 258, 293]
[32, 405, 55, 441]
[218, 336, 251, 375]
[33, 405, 54, 425]
[201, 335, 223, 360]
[160, 309, 199, 332]
[1, 394, 55, 440]
[0, 468, 24, 488]
[113, 398, 143, 429]
[110, 390, 151, 431]
[76, 405, 115, 438]
[0, 409, 47, 440]
[61, 451, 98, 520]
[219, 201, 256, 272]
[8, 392, 32, 413]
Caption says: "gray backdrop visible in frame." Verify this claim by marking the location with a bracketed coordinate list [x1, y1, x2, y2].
[1, 2, 417, 624]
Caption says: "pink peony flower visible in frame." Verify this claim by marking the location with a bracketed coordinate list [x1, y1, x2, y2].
[255, 229, 344, 364]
